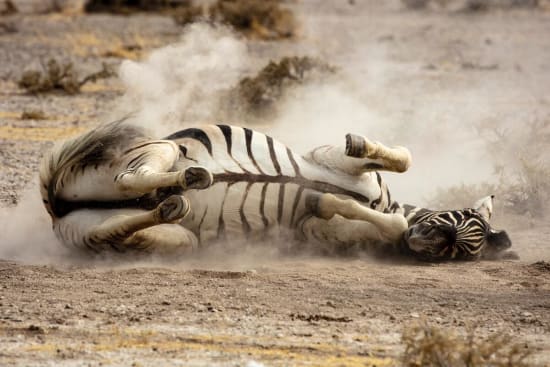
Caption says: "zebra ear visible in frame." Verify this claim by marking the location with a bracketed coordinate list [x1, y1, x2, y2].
[473, 195, 494, 221]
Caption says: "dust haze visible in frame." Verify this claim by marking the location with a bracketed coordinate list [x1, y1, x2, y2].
[0, 20, 547, 264]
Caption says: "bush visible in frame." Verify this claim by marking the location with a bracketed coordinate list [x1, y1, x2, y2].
[173, 0, 297, 40]
[220, 56, 336, 121]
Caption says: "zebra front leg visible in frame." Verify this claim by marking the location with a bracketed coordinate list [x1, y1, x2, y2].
[115, 165, 213, 195]
[110, 140, 213, 195]
[306, 193, 408, 243]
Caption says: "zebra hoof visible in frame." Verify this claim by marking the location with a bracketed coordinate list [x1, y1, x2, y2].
[156, 195, 190, 223]
[345, 133, 367, 158]
[183, 166, 213, 190]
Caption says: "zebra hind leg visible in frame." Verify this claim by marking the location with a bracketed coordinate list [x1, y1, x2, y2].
[306, 192, 408, 243]
[305, 134, 411, 176]
[345, 133, 411, 173]
[87, 195, 198, 254]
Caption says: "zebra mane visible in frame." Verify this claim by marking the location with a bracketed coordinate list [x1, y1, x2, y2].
[39, 117, 150, 218]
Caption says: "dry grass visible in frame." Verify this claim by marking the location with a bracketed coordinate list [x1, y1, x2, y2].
[221, 56, 336, 121]
[0, 0, 16, 15]
[18, 59, 114, 95]
[173, 0, 297, 40]
[402, 320, 532, 367]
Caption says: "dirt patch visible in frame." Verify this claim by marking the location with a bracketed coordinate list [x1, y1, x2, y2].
[190, 269, 251, 279]
[0, 259, 548, 366]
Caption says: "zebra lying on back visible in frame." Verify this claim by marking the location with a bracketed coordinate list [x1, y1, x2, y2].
[39, 119, 514, 261]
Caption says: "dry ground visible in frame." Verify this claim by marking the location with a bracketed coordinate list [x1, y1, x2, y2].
[1, 1, 550, 366]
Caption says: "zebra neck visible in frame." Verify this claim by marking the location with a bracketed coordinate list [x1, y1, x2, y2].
[401, 204, 433, 225]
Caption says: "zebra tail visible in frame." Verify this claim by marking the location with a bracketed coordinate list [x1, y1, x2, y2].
[38, 117, 150, 219]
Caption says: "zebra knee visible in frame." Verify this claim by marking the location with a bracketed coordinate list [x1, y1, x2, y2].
[306, 192, 340, 220]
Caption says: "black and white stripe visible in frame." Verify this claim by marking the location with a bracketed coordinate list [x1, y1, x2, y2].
[405, 208, 489, 260]
[168, 125, 373, 242]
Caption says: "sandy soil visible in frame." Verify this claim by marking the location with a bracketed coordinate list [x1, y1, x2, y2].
[1, 1, 550, 366]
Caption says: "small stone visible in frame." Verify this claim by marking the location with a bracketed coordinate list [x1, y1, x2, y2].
[28, 325, 45, 334]
[410, 312, 420, 318]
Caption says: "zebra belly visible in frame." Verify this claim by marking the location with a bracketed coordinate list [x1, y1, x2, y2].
[180, 181, 311, 243]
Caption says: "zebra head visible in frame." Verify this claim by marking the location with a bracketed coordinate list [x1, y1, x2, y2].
[402, 196, 512, 261]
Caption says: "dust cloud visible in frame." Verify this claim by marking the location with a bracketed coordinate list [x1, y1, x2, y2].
[1, 21, 546, 264]
[113, 23, 249, 137]
[112, 22, 499, 207]
[0, 183, 73, 264]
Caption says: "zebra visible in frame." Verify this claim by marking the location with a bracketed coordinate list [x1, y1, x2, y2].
[39, 118, 513, 261]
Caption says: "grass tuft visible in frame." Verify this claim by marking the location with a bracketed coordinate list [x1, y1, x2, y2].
[21, 109, 47, 120]
[18, 59, 114, 95]
[402, 320, 532, 367]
